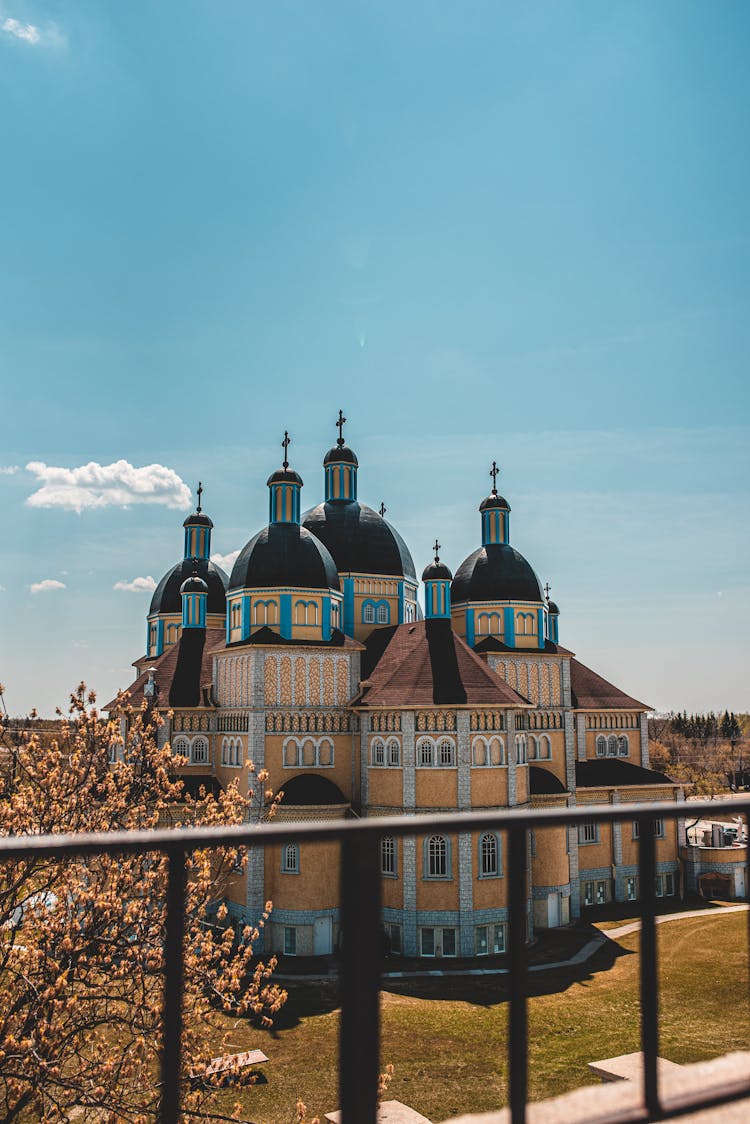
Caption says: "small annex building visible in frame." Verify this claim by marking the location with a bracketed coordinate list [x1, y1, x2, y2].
[108, 415, 686, 958]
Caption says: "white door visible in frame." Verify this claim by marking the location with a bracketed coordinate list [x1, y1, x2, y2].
[735, 867, 746, 900]
[547, 892, 560, 929]
[313, 916, 333, 955]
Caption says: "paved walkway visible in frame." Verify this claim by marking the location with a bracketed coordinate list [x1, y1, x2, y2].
[274, 904, 749, 982]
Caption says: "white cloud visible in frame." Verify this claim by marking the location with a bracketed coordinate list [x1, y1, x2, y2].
[30, 579, 66, 594]
[211, 550, 240, 574]
[1, 16, 66, 48]
[25, 460, 192, 514]
[0, 465, 19, 475]
[114, 576, 157, 594]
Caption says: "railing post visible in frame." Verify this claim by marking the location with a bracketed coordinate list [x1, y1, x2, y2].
[638, 817, 660, 1119]
[161, 846, 186, 1124]
[508, 825, 528, 1124]
[339, 831, 382, 1124]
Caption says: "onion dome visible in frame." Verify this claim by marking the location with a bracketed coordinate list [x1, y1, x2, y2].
[324, 444, 358, 467]
[229, 523, 340, 592]
[183, 482, 214, 559]
[423, 541, 452, 619]
[149, 560, 227, 615]
[548, 601, 560, 616]
[180, 573, 208, 595]
[451, 544, 543, 603]
[322, 410, 359, 501]
[180, 571, 208, 629]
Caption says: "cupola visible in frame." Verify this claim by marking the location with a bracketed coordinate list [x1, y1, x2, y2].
[323, 409, 358, 502]
[545, 585, 560, 643]
[180, 572, 208, 629]
[183, 482, 213, 561]
[422, 540, 453, 620]
[480, 461, 510, 546]
[268, 432, 303, 524]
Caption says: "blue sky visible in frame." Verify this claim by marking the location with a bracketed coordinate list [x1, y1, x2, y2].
[1, 1, 748, 716]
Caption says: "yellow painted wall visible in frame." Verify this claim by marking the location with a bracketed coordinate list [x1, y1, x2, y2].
[416, 872, 460, 911]
[367, 770, 404, 807]
[516, 766, 528, 804]
[415, 771, 458, 808]
[470, 769, 509, 807]
[265, 734, 354, 799]
[531, 826, 570, 885]
[577, 823, 614, 871]
[265, 840, 341, 910]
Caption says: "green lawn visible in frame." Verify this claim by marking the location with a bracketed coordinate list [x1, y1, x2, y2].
[213, 910, 749, 1123]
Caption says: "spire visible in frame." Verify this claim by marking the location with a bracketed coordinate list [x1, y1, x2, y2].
[183, 481, 213, 561]
[422, 539, 453, 619]
[479, 461, 510, 546]
[267, 431, 303, 524]
[324, 409, 358, 502]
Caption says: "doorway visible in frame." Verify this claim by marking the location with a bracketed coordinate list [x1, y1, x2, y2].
[313, 915, 333, 955]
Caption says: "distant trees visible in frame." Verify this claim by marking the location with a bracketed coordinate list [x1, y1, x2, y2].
[0, 684, 285, 1123]
[648, 710, 749, 793]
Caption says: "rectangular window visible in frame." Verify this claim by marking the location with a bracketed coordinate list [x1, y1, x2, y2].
[493, 924, 506, 954]
[578, 822, 598, 844]
[386, 923, 402, 955]
[475, 926, 488, 956]
[282, 843, 299, 874]
[584, 882, 595, 907]
[633, 819, 665, 839]
[380, 836, 396, 877]
[420, 928, 435, 957]
[441, 928, 457, 957]
[283, 927, 296, 956]
[664, 873, 675, 896]
[626, 877, 638, 901]
[596, 880, 607, 905]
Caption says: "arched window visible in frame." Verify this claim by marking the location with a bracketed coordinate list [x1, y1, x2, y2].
[387, 738, 401, 766]
[221, 736, 229, 765]
[282, 843, 299, 874]
[618, 735, 629, 757]
[380, 836, 396, 876]
[283, 739, 300, 767]
[438, 738, 455, 767]
[490, 736, 505, 765]
[172, 736, 189, 758]
[426, 835, 448, 878]
[318, 739, 333, 766]
[608, 735, 619, 757]
[371, 738, 385, 766]
[363, 603, 375, 624]
[539, 735, 552, 760]
[302, 738, 316, 766]
[417, 738, 434, 767]
[515, 735, 527, 765]
[473, 737, 490, 767]
[596, 735, 607, 757]
[528, 735, 539, 760]
[377, 603, 389, 624]
[479, 833, 500, 877]
[191, 737, 209, 764]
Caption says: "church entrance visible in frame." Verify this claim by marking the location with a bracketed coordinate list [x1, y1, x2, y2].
[313, 915, 333, 955]
[547, 892, 560, 928]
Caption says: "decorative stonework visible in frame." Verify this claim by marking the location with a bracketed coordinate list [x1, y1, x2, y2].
[470, 710, 505, 731]
[336, 659, 349, 705]
[415, 710, 457, 732]
[265, 710, 355, 733]
[279, 656, 292, 705]
[264, 656, 276, 705]
[294, 657, 306, 705]
[309, 659, 320, 707]
[322, 658, 335, 705]
[370, 712, 402, 732]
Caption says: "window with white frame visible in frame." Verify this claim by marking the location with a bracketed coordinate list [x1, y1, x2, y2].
[172, 736, 189, 758]
[578, 821, 598, 844]
[384, 922, 402, 954]
[426, 834, 449, 878]
[654, 872, 675, 897]
[420, 927, 456, 957]
[607, 735, 619, 757]
[626, 876, 638, 901]
[191, 737, 209, 764]
[283, 927, 297, 955]
[418, 738, 434, 767]
[479, 833, 500, 877]
[618, 735, 629, 756]
[371, 738, 386, 766]
[387, 738, 401, 766]
[221, 736, 229, 765]
[377, 603, 389, 624]
[380, 835, 396, 877]
[281, 843, 299, 874]
[596, 735, 607, 757]
[363, 604, 375, 624]
[596, 880, 608, 905]
[438, 738, 455, 767]
[584, 881, 595, 906]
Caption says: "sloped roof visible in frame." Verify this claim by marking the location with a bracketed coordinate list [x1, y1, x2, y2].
[357, 619, 529, 708]
[570, 658, 650, 711]
[576, 759, 675, 788]
[473, 636, 573, 656]
[104, 628, 226, 711]
[227, 625, 363, 650]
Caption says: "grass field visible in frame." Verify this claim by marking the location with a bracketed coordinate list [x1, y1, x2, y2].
[210, 910, 750, 1123]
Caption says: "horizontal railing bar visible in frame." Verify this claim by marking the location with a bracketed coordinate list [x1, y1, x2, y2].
[0, 796, 746, 861]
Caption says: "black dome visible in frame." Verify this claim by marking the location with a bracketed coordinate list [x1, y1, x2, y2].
[150, 558, 228, 615]
[302, 502, 416, 580]
[180, 573, 208, 595]
[324, 444, 358, 467]
[479, 493, 510, 512]
[278, 774, 348, 805]
[451, 544, 543, 604]
[183, 510, 213, 528]
[547, 601, 560, 615]
[267, 467, 303, 486]
[229, 523, 340, 592]
[422, 560, 453, 581]
[529, 766, 567, 795]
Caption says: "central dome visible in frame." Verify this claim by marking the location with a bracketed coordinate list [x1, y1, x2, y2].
[302, 501, 416, 579]
[229, 523, 340, 592]
[451, 544, 543, 604]
[150, 558, 228, 615]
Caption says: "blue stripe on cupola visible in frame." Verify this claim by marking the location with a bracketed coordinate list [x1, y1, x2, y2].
[424, 580, 451, 619]
[184, 524, 211, 560]
[325, 463, 357, 502]
[481, 509, 508, 546]
[269, 481, 301, 524]
[503, 606, 515, 648]
[537, 607, 545, 649]
[182, 592, 207, 629]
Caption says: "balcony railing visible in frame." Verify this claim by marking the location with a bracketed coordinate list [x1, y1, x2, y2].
[3, 796, 749, 1124]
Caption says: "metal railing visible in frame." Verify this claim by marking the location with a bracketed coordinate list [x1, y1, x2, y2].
[3, 796, 750, 1123]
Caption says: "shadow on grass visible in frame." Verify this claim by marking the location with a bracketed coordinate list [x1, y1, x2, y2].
[575, 891, 727, 928]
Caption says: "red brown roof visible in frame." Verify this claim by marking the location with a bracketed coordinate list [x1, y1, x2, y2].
[357, 619, 529, 708]
[104, 628, 226, 711]
[569, 658, 650, 711]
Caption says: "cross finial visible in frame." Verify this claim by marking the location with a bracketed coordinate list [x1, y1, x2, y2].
[336, 408, 346, 446]
[282, 430, 291, 470]
[489, 461, 500, 494]
[196, 481, 203, 513]
[544, 582, 551, 601]
[379, 502, 387, 517]
[433, 539, 441, 564]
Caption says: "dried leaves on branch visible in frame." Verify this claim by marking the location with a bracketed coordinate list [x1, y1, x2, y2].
[0, 685, 286, 1123]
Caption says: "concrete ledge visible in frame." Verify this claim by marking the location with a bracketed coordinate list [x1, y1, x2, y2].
[440, 1052, 750, 1123]
[588, 1051, 683, 1083]
[327, 1100, 433, 1123]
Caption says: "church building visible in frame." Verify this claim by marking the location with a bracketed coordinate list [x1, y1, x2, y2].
[109, 414, 685, 959]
